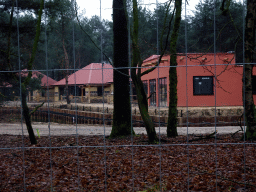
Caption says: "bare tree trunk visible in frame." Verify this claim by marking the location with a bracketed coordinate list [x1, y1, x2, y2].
[167, 0, 182, 137]
[110, 0, 133, 137]
[62, 39, 70, 104]
[20, 0, 44, 144]
[7, 0, 14, 70]
[131, 74, 158, 143]
[244, 0, 256, 140]
[21, 85, 37, 144]
[131, 0, 179, 142]
[131, 0, 158, 143]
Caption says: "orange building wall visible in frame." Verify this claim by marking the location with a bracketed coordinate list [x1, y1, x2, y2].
[141, 53, 249, 107]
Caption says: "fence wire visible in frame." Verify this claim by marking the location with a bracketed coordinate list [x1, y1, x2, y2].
[0, 0, 256, 191]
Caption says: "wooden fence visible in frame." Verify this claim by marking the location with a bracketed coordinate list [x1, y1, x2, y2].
[0, 107, 243, 127]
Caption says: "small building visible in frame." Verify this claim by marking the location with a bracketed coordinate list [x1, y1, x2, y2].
[53, 63, 113, 103]
[140, 53, 247, 107]
[0, 70, 57, 102]
[27, 70, 57, 102]
[0, 82, 14, 101]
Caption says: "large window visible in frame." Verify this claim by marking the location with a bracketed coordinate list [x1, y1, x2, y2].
[158, 78, 167, 107]
[193, 76, 213, 95]
[149, 79, 156, 106]
[143, 80, 148, 96]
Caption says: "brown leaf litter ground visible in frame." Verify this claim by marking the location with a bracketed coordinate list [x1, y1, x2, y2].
[0, 132, 256, 192]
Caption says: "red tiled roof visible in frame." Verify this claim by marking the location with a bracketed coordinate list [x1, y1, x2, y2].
[143, 55, 160, 62]
[0, 82, 12, 88]
[54, 63, 113, 86]
[33, 71, 57, 87]
[22, 69, 57, 87]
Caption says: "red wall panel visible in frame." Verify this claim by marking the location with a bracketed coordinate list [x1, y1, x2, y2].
[141, 53, 245, 107]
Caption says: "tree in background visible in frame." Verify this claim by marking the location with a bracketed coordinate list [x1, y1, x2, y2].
[0, 0, 15, 102]
[110, 0, 133, 137]
[73, 0, 132, 137]
[243, 0, 256, 140]
[0, 0, 46, 144]
[134, 3, 174, 59]
[131, 0, 178, 143]
[188, 0, 243, 62]
[47, 0, 74, 104]
[131, 0, 158, 143]
[20, 0, 44, 144]
[190, 0, 256, 140]
[0, 0, 80, 144]
[167, 0, 182, 137]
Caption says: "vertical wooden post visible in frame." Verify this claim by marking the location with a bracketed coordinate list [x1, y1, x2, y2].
[88, 85, 91, 103]
[81, 86, 84, 102]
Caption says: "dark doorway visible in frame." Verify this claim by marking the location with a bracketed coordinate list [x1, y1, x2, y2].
[97, 86, 103, 96]
[59, 87, 64, 100]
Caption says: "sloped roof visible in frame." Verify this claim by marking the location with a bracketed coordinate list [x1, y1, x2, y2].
[54, 63, 113, 86]
[33, 71, 57, 87]
[22, 69, 57, 87]
[0, 82, 12, 88]
[143, 55, 160, 62]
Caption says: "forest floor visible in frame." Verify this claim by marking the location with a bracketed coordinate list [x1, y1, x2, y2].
[1, 130, 256, 191]
[0, 134, 256, 191]
[0, 112, 256, 191]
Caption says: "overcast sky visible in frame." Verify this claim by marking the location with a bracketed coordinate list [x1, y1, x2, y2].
[75, 0, 200, 21]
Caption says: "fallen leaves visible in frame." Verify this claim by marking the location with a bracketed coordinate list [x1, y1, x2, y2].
[0, 133, 255, 191]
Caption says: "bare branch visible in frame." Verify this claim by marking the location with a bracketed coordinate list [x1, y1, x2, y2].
[30, 102, 45, 116]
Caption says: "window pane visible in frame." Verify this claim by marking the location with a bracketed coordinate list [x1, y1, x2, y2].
[158, 78, 167, 107]
[193, 76, 213, 95]
[149, 79, 156, 106]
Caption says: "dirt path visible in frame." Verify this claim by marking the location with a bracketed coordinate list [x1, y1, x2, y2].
[0, 122, 243, 136]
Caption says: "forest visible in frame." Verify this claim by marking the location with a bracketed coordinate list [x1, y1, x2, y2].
[0, 0, 244, 82]
[1, 0, 256, 191]
[0, 0, 252, 143]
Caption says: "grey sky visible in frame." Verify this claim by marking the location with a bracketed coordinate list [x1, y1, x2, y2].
[76, 0, 199, 21]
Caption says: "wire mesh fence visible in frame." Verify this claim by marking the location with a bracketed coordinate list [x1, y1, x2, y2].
[0, 0, 256, 191]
